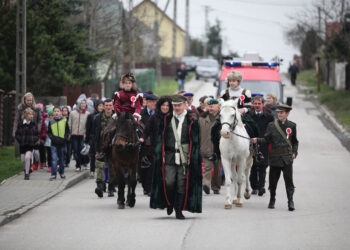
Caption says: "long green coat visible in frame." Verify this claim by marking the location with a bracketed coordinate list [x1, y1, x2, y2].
[150, 113, 202, 213]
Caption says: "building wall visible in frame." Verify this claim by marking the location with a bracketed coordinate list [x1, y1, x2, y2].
[133, 1, 185, 59]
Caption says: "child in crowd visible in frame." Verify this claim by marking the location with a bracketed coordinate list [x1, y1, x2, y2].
[44, 107, 54, 172]
[15, 108, 40, 180]
[61, 106, 72, 167]
[37, 103, 48, 169]
[48, 107, 70, 180]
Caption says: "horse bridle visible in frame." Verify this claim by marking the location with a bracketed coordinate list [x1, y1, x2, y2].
[220, 106, 251, 140]
[221, 106, 238, 133]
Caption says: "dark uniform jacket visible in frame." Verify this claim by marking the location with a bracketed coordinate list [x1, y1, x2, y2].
[258, 119, 298, 167]
[247, 110, 274, 165]
[92, 111, 113, 152]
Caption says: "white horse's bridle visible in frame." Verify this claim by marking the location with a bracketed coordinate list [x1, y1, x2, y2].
[220, 106, 238, 133]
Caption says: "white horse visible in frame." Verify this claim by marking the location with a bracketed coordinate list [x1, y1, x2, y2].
[219, 99, 253, 209]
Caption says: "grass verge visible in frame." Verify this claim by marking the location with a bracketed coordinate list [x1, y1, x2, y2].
[298, 69, 350, 130]
[154, 72, 195, 96]
[0, 146, 23, 183]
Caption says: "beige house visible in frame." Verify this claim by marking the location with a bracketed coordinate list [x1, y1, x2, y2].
[133, 0, 186, 59]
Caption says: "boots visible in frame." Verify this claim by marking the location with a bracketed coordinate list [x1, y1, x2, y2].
[175, 193, 185, 220]
[268, 189, 276, 209]
[166, 191, 175, 216]
[108, 183, 115, 197]
[287, 189, 295, 211]
[95, 181, 104, 198]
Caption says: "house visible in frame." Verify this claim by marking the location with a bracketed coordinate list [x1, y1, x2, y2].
[133, 0, 186, 59]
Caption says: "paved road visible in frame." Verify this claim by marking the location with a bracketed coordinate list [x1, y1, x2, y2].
[1, 78, 350, 250]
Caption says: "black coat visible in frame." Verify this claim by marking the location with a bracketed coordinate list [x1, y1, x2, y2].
[247, 110, 274, 165]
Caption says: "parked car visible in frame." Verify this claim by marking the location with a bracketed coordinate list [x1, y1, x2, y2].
[195, 59, 219, 80]
[217, 61, 290, 104]
[181, 56, 199, 71]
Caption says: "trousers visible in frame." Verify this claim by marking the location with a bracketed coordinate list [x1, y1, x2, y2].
[269, 164, 294, 191]
[202, 158, 221, 191]
[165, 164, 187, 194]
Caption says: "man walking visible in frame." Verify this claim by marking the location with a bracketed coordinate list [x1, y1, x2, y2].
[150, 95, 202, 220]
[247, 96, 274, 196]
[176, 63, 188, 91]
[139, 94, 158, 196]
[93, 99, 115, 198]
[252, 104, 299, 211]
[199, 99, 221, 195]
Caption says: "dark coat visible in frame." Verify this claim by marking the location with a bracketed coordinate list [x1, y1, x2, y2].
[15, 121, 40, 153]
[247, 110, 274, 165]
[258, 119, 298, 167]
[150, 112, 202, 213]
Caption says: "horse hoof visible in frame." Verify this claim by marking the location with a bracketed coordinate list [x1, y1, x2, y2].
[118, 203, 125, 209]
[244, 193, 251, 200]
[232, 200, 238, 205]
[225, 203, 232, 209]
[235, 203, 243, 207]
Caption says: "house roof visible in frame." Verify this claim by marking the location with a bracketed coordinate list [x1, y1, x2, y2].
[133, 0, 185, 33]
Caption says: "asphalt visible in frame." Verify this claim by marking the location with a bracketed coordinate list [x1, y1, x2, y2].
[0, 162, 89, 226]
[0, 75, 348, 230]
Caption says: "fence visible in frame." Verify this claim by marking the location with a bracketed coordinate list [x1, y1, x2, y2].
[320, 60, 349, 90]
[104, 68, 155, 98]
[63, 82, 102, 107]
[1, 91, 16, 146]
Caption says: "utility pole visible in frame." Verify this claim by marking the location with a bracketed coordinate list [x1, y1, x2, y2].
[154, 0, 162, 86]
[129, 0, 135, 73]
[318, 6, 321, 34]
[203, 5, 210, 58]
[172, 0, 177, 61]
[185, 0, 190, 56]
[16, 0, 26, 106]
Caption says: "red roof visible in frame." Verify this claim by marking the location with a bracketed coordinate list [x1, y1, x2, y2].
[220, 66, 281, 82]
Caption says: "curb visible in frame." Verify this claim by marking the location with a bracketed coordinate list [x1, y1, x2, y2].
[296, 83, 350, 138]
[0, 171, 89, 227]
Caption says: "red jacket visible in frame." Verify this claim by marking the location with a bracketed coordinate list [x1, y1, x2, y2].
[113, 90, 143, 119]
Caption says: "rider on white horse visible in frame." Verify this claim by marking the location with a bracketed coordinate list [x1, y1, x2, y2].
[209, 70, 259, 162]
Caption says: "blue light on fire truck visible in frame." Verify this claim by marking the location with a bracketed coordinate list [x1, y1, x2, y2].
[225, 61, 279, 68]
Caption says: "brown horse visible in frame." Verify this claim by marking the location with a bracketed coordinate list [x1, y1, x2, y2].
[108, 112, 140, 209]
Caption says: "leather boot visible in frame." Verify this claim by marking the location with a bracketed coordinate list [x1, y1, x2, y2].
[166, 191, 175, 215]
[108, 183, 115, 197]
[95, 181, 104, 198]
[268, 189, 276, 209]
[287, 189, 295, 211]
[175, 193, 185, 220]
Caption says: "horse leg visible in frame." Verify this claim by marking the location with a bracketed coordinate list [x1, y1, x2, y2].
[244, 155, 254, 200]
[235, 157, 245, 207]
[221, 157, 233, 209]
[126, 171, 137, 208]
[117, 171, 125, 209]
[231, 158, 239, 205]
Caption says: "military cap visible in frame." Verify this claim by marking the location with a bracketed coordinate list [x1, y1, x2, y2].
[183, 92, 194, 97]
[252, 93, 264, 97]
[207, 99, 219, 105]
[145, 94, 159, 101]
[171, 94, 188, 104]
[276, 103, 292, 112]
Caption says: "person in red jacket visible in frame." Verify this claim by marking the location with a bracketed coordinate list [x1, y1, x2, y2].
[113, 73, 143, 121]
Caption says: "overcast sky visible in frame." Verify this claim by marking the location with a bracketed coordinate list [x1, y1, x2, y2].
[125, 0, 315, 72]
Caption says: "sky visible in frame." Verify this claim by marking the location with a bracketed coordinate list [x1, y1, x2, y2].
[124, 0, 315, 72]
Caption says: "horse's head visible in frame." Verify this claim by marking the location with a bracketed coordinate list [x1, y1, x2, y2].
[220, 99, 239, 139]
[113, 112, 138, 150]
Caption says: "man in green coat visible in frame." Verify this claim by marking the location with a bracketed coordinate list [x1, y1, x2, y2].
[252, 104, 299, 211]
[150, 95, 202, 220]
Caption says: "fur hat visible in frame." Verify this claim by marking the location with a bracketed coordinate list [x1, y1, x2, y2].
[121, 72, 136, 83]
[225, 70, 243, 85]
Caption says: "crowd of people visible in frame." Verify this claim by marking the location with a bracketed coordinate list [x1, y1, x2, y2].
[13, 69, 298, 219]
